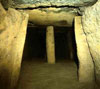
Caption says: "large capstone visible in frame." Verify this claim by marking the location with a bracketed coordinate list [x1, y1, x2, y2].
[1, 0, 97, 8]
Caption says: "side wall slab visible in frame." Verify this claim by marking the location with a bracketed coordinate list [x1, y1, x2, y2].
[75, 16, 94, 83]
[0, 4, 28, 89]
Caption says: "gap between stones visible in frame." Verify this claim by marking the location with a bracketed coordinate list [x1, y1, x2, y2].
[15, 5, 79, 10]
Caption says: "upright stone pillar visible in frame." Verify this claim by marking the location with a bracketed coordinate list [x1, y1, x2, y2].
[46, 26, 55, 64]
[75, 16, 94, 83]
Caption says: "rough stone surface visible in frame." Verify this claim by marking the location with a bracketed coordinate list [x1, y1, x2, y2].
[75, 16, 94, 83]
[1, 0, 97, 27]
[46, 26, 55, 64]
[0, 4, 28, 89]
[21, 7, 78, 27]
[1, 0, 97, 8]
[82, 0, 100, 85]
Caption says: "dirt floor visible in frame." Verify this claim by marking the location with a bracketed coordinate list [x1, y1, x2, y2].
[16, 58, 99, 89]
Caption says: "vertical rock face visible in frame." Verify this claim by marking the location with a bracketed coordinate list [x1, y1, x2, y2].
[82, 0, 100, 84]
[0, 4, 28, 89]
[75, 16, 94, 83]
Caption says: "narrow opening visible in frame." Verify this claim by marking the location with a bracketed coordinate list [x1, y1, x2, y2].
[22, 26, 46, 62]
[22, 26, 78, 64]
[54, 27, 78, 65]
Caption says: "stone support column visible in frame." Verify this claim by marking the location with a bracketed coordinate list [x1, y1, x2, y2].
[46, 26, 55, 64]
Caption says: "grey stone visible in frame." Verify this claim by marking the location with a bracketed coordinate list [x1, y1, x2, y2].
[12, 0, 96, 6]
[1, 0, 97, 8]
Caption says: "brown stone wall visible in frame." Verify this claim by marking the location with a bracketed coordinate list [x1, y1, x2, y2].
[0, 4, 28, 89]
[75, 16, 94, 83]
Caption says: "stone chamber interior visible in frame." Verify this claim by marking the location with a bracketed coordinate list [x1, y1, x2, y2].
[16, 26, 84, 89]
[22, 26, 78, 63]
[1, 0, 100, 89]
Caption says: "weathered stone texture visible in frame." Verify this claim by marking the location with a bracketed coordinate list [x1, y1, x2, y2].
[82, 0, 100, 84]
[75, 16, 94, 83]
[46, 26, 55, 64]
[0, 4, 28, 89]
[22, 7, 78, 27]
[2, 0, 97, 27]
[1, 0, 97, 8]
[10, 0, 97, 6]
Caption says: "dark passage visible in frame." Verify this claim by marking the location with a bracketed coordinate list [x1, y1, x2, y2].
[54, 27, 75, 62]
[16, 26, 83, 89]
[22, 26, 78, 63]
[22, 27, 46, 60]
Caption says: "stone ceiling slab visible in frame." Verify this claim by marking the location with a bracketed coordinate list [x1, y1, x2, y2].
[1, 0, 97, 8]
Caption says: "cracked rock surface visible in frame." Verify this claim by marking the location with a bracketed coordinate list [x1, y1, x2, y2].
[82, 0, 100, 85]
[1, 0, 97, 8]
[0, 0, 97, 27]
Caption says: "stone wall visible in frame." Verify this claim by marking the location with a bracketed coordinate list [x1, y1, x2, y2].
[82, 0, 100, 85]
[0, 4, 28, 89]
[75, 16, 95, 83]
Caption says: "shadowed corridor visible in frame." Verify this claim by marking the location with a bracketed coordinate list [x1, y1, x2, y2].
[16, 27, 98, 89]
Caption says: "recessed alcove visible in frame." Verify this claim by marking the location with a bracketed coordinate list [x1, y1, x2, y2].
[54, 27, 78, 63]
[22, 26, 78, 64]
[22, 26, 46, 61]
[17, 25, 80, 89]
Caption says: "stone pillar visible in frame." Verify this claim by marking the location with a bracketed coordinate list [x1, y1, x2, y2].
[46, 26, 55, 64]
[0, 4, 29, 89]
[75, 16, 94, 83]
